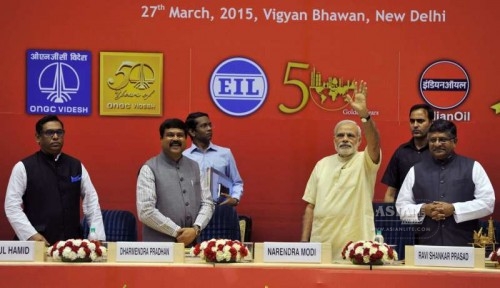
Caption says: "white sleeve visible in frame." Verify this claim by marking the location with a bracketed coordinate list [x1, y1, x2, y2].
[453, 161, 495, 223]
[4, 162, 38, 240]
[396, 167, 425, 223]
[81, 164, 106, 241]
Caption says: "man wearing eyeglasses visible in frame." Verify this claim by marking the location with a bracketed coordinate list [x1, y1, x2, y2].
[4, 115, 105, 246]
[396, 119, 495, 246]
[136, 118, 214, 246]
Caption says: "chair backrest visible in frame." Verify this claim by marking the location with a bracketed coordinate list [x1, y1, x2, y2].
[82, 210, 138, 242]
[373, 202, 414, 260]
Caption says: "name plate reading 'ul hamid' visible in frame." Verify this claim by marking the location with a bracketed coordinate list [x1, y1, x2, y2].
[263, 242, 322, 263]
[0, 241, 36, 261]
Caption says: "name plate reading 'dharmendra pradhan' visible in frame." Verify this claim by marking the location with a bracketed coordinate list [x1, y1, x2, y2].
[0, 241, 36, 261]
[116, 242, 174, 262]
[263, 242, 322, 263]
[414, 245, 474, 268]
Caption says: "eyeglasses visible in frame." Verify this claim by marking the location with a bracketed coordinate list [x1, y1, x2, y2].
[42, 129, 65, 137]
[429, 137, 454, 144]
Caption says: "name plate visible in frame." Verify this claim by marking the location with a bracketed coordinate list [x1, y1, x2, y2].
[414, 245, 474, 268]
[116, 242, 174, 262]
[0, 241, 36, 261]
[263, 242, 321, 263]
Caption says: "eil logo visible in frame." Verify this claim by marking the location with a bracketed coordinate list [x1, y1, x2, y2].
[419, 60, 470, 110]
[209, 57, 268, 117]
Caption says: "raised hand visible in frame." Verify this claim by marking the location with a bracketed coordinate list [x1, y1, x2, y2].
[344, 80, 368, 115]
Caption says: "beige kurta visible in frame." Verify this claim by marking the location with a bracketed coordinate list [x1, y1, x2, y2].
[302, 148, 381, 260]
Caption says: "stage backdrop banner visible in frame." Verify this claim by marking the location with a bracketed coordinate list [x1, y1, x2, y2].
[0, 0, 498, 243]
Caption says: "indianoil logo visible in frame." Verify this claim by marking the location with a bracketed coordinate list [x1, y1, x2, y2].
[419, 60, 471, 121]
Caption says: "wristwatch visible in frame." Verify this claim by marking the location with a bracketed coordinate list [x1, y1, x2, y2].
[360, 115, 371, 123]
[193, 225, 201, 236]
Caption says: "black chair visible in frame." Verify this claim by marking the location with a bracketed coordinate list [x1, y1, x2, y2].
[373, 202, 414, 260]
[200, 205, 241, 241]
[82, 209, 138, 242]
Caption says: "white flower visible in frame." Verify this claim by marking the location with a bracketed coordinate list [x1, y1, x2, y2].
[200, 241, 209, 250]
[77, 247, 87, 258]
[215, 250, 226, 262]
[62, 248, 77, 260]
[378, 245, 388, 254]
[354, 246, 364, 255]
[232, 243, 241, 251]
[215, 239, 227, 247]
[362, 255, 370, 263]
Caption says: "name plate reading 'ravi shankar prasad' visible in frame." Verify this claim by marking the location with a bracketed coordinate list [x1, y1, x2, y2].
[414, 245, 475, 268]
[0, 241, 36, 261]
[263, 242, 322, 263]
[116, 242, 174, 262]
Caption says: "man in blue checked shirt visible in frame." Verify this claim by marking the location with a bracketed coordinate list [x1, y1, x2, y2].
[183, 112, 244, 241]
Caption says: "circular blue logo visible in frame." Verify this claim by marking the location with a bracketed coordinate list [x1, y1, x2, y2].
[210, 57, 268, 116]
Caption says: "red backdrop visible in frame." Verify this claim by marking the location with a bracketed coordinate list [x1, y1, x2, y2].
[1, 0, 499, 242]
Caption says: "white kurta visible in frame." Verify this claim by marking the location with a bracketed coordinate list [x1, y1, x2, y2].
[303, 148, 381, 260]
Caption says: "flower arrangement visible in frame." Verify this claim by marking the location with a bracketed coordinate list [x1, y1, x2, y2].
[342, 240, 398, 265]
[46, 239, 107, 262]
[190, 239, 249, 263]
[488, 247, 500, 264]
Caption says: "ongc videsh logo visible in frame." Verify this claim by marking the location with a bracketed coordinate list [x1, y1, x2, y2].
[210, 57, 268, 117]
[26, 50, 92, 115]
[419, 60, 471, 121]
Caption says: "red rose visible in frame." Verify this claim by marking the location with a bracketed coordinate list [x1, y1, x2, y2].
[240, 247, 248, 257]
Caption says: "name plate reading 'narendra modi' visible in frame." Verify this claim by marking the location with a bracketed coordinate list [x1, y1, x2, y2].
[116, 242, 174, 262]
[414, 245, 474, 268]
[263, 242, 322, 263]
[0, 241, 36, 261]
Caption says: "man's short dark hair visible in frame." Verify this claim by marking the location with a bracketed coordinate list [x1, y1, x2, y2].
[409, 104, 435, 121]
[159, 118, 187, 139]
[428, 119, 457, 139]
[35, 115, 63, 135]
[185, 112, 209, 139]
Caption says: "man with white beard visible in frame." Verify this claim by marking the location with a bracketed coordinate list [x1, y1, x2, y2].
[300, 81, 381, 260]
